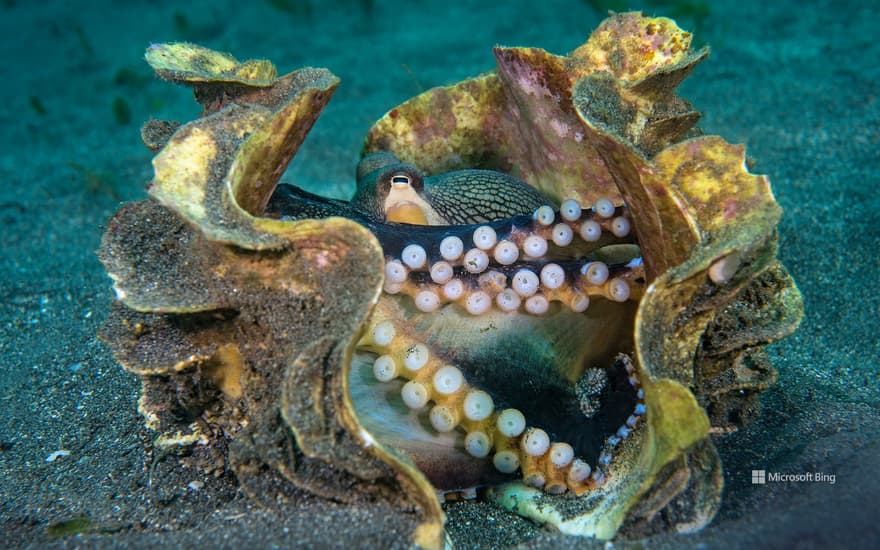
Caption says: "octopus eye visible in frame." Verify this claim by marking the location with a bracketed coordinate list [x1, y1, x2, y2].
[390, 174, 412, 188]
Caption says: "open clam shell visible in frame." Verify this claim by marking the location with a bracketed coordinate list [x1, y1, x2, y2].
[98, 12, 802, 548]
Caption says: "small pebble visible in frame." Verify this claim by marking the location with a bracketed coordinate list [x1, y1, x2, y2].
[45, 450, 71, 462]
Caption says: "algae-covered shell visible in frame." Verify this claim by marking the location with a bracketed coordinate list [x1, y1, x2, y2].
[98, 14, 802, 547]
[364, 13, 707, 209]
[145, 42, 278, 86]
[100, 48, 443, 547]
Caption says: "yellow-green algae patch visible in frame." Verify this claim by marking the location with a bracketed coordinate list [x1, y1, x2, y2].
[146, 42, 278, 86]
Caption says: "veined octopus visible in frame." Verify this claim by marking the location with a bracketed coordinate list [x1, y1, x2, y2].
[268, 152, 647, 496]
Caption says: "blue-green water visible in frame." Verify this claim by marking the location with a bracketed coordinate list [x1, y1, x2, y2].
[0, 1, 877, 547]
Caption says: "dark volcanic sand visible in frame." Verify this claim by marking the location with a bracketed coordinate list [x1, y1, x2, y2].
[1, 0, 877, 548]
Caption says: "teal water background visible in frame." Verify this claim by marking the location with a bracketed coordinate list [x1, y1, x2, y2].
[0, 1, 877, 547]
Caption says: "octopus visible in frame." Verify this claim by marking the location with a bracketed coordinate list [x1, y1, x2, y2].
[98, 13, 803, 549]
[266, 154, 647, 495]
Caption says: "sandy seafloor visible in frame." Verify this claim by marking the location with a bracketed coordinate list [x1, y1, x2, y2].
[1, 0, 878, 548]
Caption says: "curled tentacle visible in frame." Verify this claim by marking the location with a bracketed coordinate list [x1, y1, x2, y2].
[354, 309, 647, 495]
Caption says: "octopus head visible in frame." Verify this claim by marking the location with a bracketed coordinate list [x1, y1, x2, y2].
[352, 153, 432, 224]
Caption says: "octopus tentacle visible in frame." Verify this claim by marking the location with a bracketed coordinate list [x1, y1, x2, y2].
[269, 164, 648, 496]
[386, 259, 644, 316]
[377, 201, 644, 315]
[356, 315, 647, 495]
[372, 201, 635, 261]
[266, 184, 365, 220]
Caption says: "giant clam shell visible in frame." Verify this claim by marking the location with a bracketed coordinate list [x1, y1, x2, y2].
[98, 13, 802, 548]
